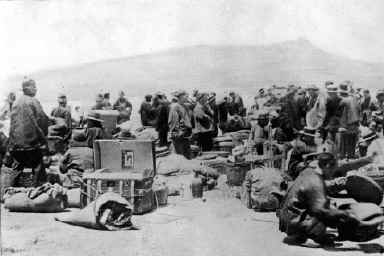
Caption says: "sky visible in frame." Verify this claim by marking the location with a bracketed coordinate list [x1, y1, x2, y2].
[1, 0, 384, 87]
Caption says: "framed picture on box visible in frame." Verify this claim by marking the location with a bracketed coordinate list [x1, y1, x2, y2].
[121, 150, 134, 169]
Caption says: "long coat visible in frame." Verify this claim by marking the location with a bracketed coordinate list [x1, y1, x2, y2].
[8, 95, 49, 151]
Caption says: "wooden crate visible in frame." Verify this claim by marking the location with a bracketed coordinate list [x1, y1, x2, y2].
[81, 171, 154, 214]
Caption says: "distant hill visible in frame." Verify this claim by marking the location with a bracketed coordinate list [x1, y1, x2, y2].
[5, 38, 384, 102]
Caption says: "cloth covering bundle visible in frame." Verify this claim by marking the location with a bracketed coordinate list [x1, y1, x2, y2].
[4, 183, 67, 212]
[241, 168, 286, 212]
[55, 192, 136, 231]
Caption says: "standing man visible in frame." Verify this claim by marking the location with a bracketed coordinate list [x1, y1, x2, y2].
[228, 91, 245, 116]
[153, 92, 170, 147]
[321, 84, 341, 143]
[168, 90, 192, 159]
[0, 92, 16, 120]
[8, 78, 49, 186]
[193, 92, 214, 151]
[337, 83, 361, 159]
[139, 94, 154, 127]
[360, 89, 375, 127]
[279, 86, 299, 141]
[51, 93, 72, 141]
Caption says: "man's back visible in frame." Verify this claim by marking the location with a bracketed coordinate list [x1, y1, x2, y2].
[9, 95, 48, 151]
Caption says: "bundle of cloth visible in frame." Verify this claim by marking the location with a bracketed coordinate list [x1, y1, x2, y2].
[55, 192, 136, 231]
[48, 117, 69, 138]
[3, 183, 68, 212]
[241, 167, 287, 212]
[156, 153, 204, 176]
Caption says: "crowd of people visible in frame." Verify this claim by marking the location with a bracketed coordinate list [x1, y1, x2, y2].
[1, 77, 384, 246]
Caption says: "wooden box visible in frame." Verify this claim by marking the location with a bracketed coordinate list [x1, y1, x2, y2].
[93, 140, 156, 179]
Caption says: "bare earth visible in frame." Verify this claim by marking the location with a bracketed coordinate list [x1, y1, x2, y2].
[2, 190, 384, 256]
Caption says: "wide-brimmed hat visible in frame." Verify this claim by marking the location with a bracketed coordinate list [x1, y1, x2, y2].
[58, 93, 66, 99]
[327, 84, 338, 93]
[376, 89, 384, 98]
[86, 112, 104, 123]
[338, 83, 350, 95]
[172, 90, 188, 98]
[22, 78, 36, 89]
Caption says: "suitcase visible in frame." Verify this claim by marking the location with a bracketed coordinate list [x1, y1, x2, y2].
[81, 171, 154, 214]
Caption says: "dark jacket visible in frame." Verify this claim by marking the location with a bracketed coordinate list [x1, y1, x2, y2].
[279, 156, 373, 235]
[139, 101, 154, 126]
[155, 102, 170, 132]
[59, 147, 94, 173]
[51, 106, 72, 140]
[8, 95, 49, 151]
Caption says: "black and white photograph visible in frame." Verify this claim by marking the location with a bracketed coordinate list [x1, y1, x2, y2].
[1, 1, 384, 255]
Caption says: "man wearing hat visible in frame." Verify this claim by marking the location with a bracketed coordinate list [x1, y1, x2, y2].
[0, 92, 16, 120]
[113, 91, 132, 124]
[228, 91, 245, 116]
[372, 89, 384, 134]
[139, 94, 155, 127]
[152, 92, 170, 147]
[102, 93, 112, 110]
[373, 89, 384, 113]
[337, 83, 360, 159]
[51, 93, 72, 141]
[321, 84, 342, 142]
[360, 89, 375, 127]
[168, 90, 192, 159]
[279, 151, 376, 246]
[8, 78, 49, 186]
[193, 92, 214, 151]
[306, 84, 320, 111]
[92, 94, 104, 110]
[208, 93, 219, 137]
[279, 85, 300, 140]
[85, 111, 106, 148]
[59, 131, 94, 188]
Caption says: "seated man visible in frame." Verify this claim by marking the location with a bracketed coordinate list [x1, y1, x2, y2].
[278, 152, 376, 246]
[59, 132, 94, 188]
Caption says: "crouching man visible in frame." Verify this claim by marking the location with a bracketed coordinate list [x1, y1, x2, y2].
[278, 152, 376, 246]
[59, 132, 94, 188]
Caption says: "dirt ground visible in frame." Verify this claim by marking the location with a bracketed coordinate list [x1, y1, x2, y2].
[1, 190, 384, 256]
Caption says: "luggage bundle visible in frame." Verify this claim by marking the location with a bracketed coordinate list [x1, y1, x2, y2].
[4, 183, 68, 213]
[241, 168, 285, 212]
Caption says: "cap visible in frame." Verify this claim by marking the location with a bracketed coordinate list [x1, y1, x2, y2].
[22, 78, 36, 89]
